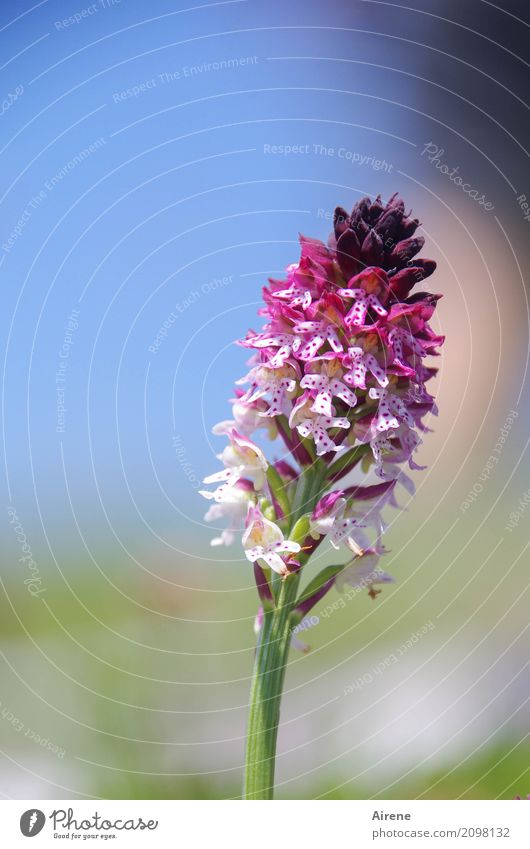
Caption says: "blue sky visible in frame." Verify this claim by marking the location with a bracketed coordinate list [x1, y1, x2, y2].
[1, 0, 528, 547]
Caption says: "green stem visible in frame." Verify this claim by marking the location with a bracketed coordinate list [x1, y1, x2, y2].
[243, 462, 329, 799]
[291, 460, 327, 524]
[243, 572, 300, 799]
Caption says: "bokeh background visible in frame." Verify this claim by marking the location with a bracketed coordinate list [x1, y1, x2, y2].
[0, 0, 529, 800]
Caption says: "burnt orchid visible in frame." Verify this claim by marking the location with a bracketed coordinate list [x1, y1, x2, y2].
[200, 194, 444, 799]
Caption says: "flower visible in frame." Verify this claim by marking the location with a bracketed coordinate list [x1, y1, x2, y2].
[200, 430, 268, 500]
[330, 194, 436, 287]
[343, 346, 389, 390]
[212, 393, 277, 438]
[270, 282, 313, 310]
[368, 387, 415, 433]
[242, 506, 301, 575]
[293, 318, 344, 360]
[336, 546, 394, 597]
[203, 194, 443, 610]
[311, 481, 396, 550]
[300, 357, 357, 416]
[289, 395, 350, 456]
[203, 194, 446, 801]
[203, 481, 254, 546]
[240, 330, 302, 368]
[238, 363, 298, 417]
[343, 288, 388, 327]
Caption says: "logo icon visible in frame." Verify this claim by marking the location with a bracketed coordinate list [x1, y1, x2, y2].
[20, 810, 46, 837]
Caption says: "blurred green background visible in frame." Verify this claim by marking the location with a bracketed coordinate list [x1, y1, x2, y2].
[1, 475, 528, 800]
[1, 0, 529, 800]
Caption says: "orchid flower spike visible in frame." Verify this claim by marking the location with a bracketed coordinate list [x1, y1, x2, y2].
[242, 505, 301, 576]
[200, 194, 445, 800]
